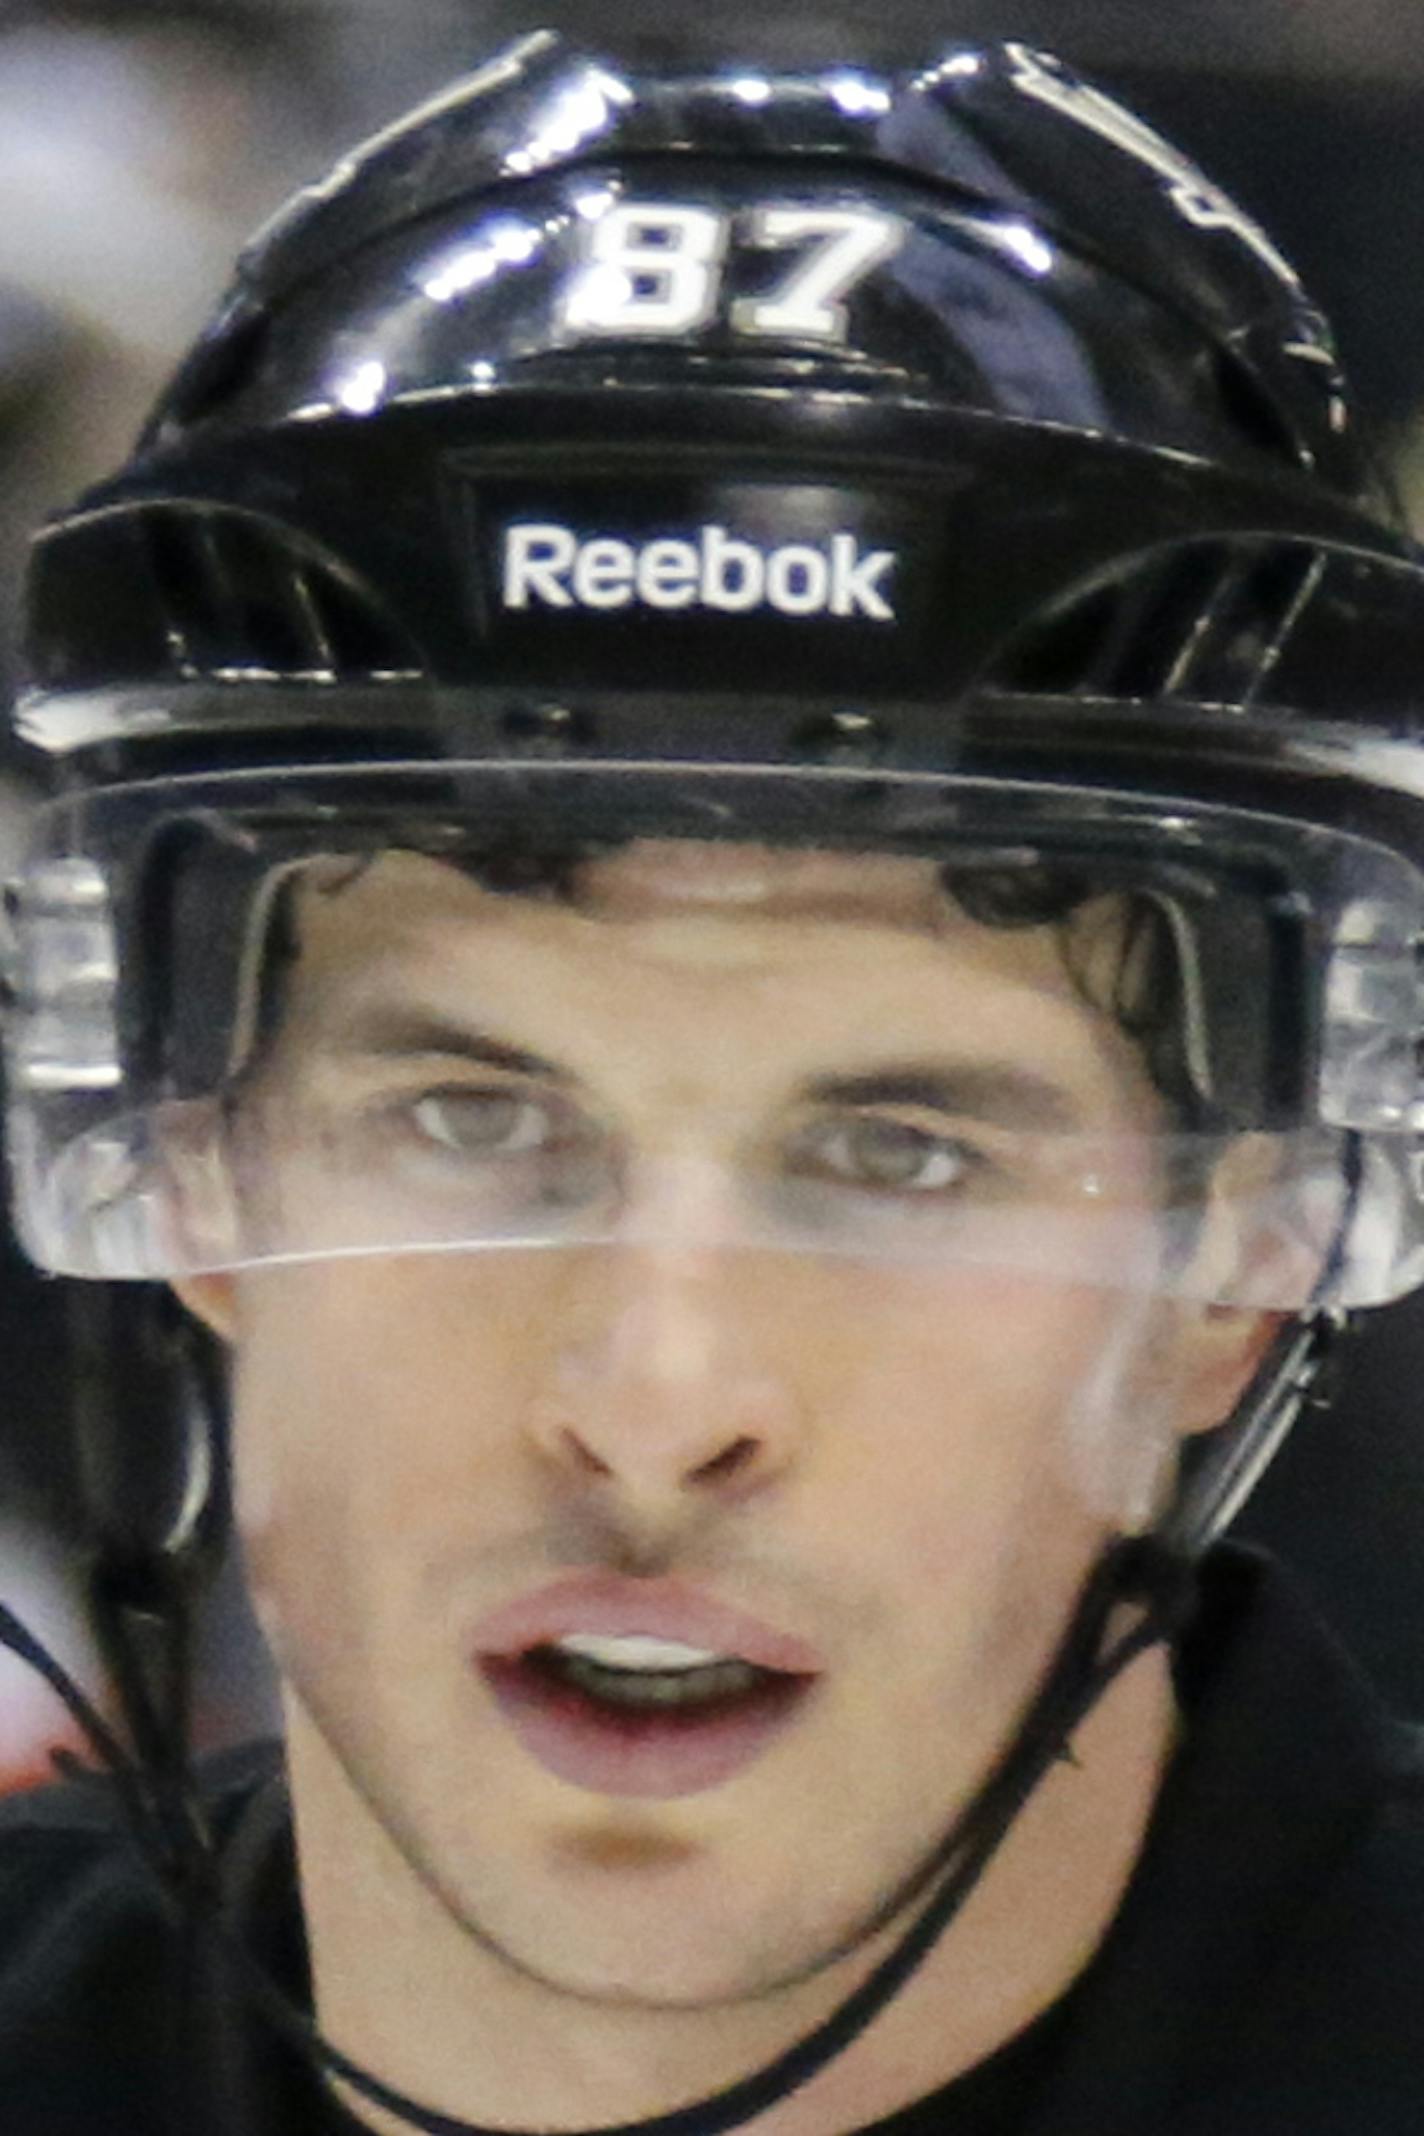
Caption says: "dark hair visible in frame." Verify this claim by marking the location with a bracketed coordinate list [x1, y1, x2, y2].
[942, 860, 1223, 1218]
[942, 862, 1211, 1127]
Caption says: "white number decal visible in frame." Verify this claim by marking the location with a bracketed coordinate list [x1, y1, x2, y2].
[561, 204, 727, 335]
[734, 208, 903, 339]
[561, 201, 903, 342]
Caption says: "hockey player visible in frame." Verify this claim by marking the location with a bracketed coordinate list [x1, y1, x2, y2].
[1, 34, 1422, 2135]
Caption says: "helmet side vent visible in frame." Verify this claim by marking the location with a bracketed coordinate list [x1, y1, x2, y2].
[988, 541, 1326, 712]
[990, 547, 1233, 700]
[26, 505, 422, 694]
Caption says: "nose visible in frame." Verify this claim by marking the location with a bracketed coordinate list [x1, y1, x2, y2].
[530, 1238, 806, 1507]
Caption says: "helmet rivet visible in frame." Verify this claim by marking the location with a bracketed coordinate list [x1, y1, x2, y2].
[500, 702, 587, 756]
[796, 710, 887, 766]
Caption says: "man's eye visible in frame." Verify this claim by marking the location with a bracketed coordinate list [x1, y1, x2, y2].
[407, 1088, 553, 1157]
[790, 1115, 976, 1193]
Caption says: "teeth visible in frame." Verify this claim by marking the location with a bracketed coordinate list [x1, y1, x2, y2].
[555, 1652, 766, 1710]
[531, 1632, 790, 1713]
[553, 1633, 726, 1672]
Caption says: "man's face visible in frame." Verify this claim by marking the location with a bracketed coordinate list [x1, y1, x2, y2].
[182, 842, 1262, 2007]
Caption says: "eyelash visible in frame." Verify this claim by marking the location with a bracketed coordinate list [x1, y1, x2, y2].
[393, 1085, 988, 1199]
[785, 1114, 986, 1197]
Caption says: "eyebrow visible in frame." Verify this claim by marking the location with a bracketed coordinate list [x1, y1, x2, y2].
[318, 1008, 575, 1084]
[802, 1064, 1086, 1135]
[322, 1009, 1085, 1132]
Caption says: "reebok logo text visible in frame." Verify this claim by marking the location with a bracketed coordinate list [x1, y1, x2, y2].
[502, 523, 898, 621]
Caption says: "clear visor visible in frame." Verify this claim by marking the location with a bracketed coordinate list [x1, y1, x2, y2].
[8, 761, 1424, 1308]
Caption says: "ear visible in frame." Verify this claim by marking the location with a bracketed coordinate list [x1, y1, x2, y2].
[171, 1273, 238, 1344]
[1170, 1305, 1287, 1437]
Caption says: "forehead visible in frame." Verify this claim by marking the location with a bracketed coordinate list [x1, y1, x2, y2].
[266, 841, 1161, 1129]
[289, 839, 1111, 971]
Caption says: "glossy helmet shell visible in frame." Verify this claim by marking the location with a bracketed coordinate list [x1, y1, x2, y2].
[19, 30, 1424, 784]
[12, 33, 1424, 1310]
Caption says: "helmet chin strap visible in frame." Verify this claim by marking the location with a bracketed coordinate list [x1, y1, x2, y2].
[0, 1293, 1336, 2136]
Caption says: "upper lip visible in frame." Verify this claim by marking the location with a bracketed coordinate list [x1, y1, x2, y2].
[472, 1574, 824, 1675]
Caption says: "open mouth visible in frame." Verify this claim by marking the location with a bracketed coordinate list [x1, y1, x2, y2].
[531, 1632, 789, 1712]
[479, 1631, 816, 1798]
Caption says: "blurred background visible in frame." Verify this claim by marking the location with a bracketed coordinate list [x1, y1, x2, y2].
[1, 0, 1423, 1787]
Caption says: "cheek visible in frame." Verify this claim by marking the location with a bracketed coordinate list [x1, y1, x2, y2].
[820, 1265, 1135, 1474]
[226, 1258, 549, 1647]
[789, 1269, 1134, 1744]
[806, 1267, 1140, 1605]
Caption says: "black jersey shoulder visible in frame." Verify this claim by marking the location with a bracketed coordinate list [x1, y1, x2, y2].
[1029, 1546, 1424, 2136]
[0, 1742, 282, 2136]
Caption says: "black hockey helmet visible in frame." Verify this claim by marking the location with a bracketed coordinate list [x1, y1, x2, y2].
[8, 32, 1424, 1318]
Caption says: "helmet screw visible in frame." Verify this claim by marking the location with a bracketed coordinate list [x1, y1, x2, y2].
[796, 710, 887, 766]
[500, 702, 587, 756]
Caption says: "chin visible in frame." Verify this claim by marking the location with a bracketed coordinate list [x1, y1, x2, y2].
[502, 1919, 848, 2013]
[472, 1833, 898, 2012]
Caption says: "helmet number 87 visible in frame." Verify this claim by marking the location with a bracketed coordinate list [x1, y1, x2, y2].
[560, 203, 903, 342]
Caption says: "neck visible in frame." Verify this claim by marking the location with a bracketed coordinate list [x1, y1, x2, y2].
[286, 1645, 1178, 2136]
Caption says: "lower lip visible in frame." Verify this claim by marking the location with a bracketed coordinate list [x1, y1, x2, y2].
[478, 1657, 814, 1800]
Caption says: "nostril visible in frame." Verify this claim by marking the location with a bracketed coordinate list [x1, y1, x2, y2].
[692, 1436, 761, 1486]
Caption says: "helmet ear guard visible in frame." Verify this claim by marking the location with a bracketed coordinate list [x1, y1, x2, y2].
[63, 1281, 226, 1577]
[50, 1280, 228, 1832]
